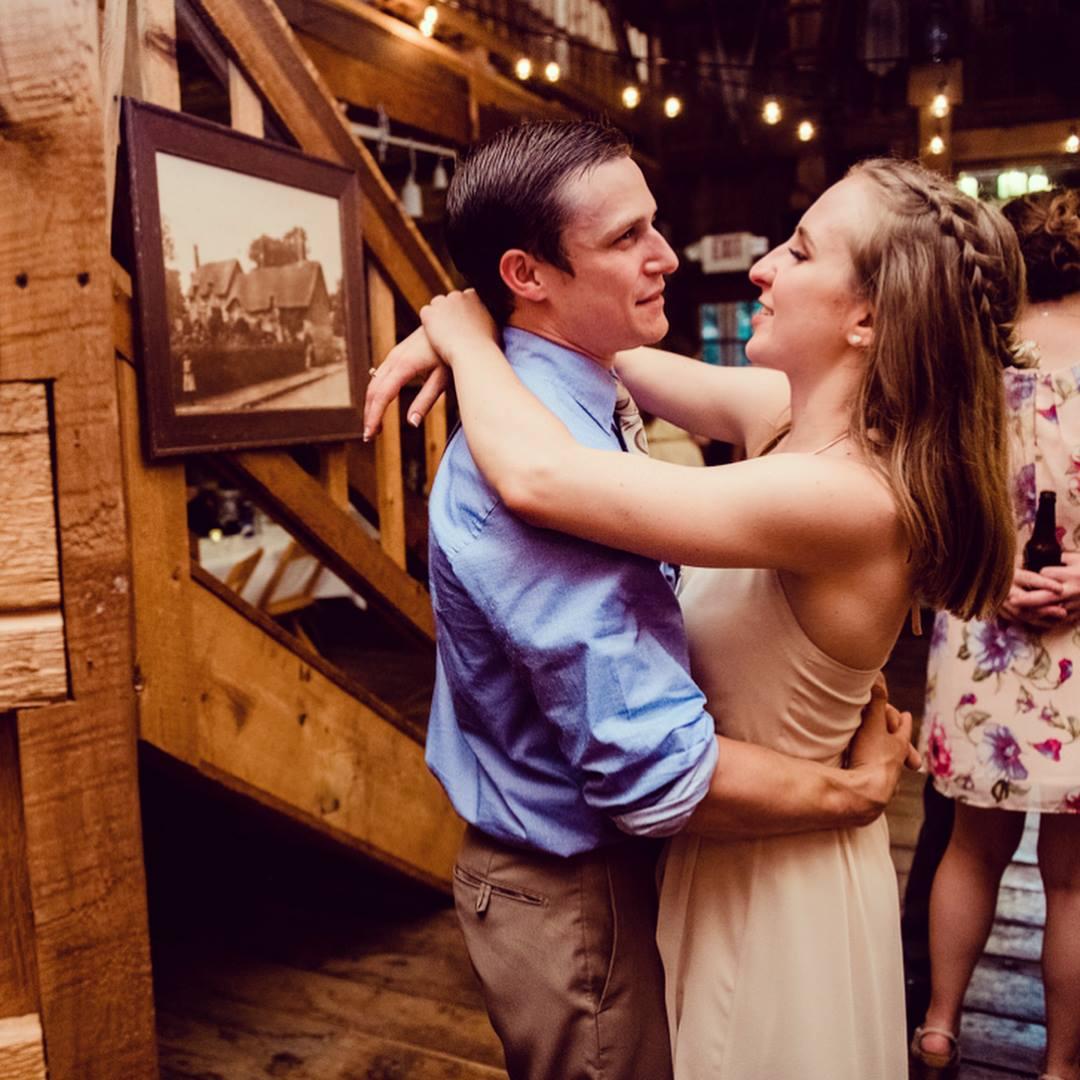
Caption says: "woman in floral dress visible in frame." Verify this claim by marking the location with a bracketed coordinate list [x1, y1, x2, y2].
[916, 188, 1080, 1080]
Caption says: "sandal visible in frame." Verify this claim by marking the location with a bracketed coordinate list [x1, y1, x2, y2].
[910, 1025, 960, 1077]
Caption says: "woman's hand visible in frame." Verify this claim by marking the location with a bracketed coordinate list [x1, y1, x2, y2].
[999, 563, 1070, 630]
[362, 324, 448, 440]
[419, 289, 499, 367]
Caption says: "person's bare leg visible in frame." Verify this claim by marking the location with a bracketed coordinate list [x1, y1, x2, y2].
[1039, 812, 1080, 1080]
[918, 803, 1025, 1057]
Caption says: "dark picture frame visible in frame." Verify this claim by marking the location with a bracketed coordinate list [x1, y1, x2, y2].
[122, 98, 369, 458]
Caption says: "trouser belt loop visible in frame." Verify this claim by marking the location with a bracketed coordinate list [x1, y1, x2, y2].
[475, 880, 492, 915]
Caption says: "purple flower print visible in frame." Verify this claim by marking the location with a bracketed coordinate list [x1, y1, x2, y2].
[972, 620, 1026, 674]
[978, 724, 1029, 780]
[1063, 790, 1080, 813]
[927, 719, 953, 778]
[1038, 405, 1059, 423]
[958, 693, 977, 707]
[1060, 659, 1074, 684]
[1013, 464, 1036, 527]
[1033, 738, 1063, 761]
[1016, 686, 1036, 713]
[929, 611, 949, 654]
[1004, 372, 1035, 411]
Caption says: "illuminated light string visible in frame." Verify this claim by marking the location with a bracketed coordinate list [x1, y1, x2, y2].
[412, 3, 1074, 146]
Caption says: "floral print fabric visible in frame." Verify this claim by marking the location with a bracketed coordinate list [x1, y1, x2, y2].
[921, 360, 1080, 813]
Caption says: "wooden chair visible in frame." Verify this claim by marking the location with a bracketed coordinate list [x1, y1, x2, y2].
[222, 546, 263, 595]
[256, 540, 323, 617]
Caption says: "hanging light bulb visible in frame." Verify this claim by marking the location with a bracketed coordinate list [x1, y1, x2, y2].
[432, 157, 449, 191]
[544, 60, 561, 82]
[515, 56, 532, 80]
[797, 119, 815, 142]
[621, 84, 641, 109]
[663, 95, 683, 119]
[401, 146, 423, 218]
[929, 133, 946, 155]
[762, 99, 782, 125]
[1066, 129, 1080, 154]
[419, 4, 437, 36]
[930, 92, 950, 119]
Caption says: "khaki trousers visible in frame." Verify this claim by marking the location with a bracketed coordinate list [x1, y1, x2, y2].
[453, 825, 673, 1080]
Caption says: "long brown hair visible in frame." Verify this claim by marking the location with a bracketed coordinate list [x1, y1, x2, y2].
[845, 158, 1024, 620]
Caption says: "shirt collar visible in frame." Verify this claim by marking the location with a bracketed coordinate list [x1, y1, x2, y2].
[502, 327, 618, 432]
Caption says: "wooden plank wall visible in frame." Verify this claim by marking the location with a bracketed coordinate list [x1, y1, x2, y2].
[0, 0, 159, 1076]
[0, 385, 66, 710]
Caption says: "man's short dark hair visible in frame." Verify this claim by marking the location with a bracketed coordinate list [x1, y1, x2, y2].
[445, 121, 632, 324]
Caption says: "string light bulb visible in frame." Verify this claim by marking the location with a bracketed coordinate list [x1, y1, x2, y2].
[762, 99, 782, 125]
[544, 60, 561, 83]
[1066, 129, 1080, 154]
[418, 4, 437, 36]
[663, 95, 683, 119]
[929, 133, 946, 155]
[621, 84, 641, 109]
[514, 57, 532, 80]
[797, 119, 815, 142]
[930, 92, 950, 119]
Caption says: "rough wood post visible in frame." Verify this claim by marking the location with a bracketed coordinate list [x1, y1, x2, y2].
[0, 0, 158, 1075]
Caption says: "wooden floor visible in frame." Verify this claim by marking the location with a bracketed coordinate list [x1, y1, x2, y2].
[148, 626, 1049, 1079]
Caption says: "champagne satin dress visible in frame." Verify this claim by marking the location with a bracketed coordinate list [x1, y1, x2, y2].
[657, 566, 906, 1079]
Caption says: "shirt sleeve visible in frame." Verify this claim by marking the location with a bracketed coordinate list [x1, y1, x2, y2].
[451, 501, 718, 836]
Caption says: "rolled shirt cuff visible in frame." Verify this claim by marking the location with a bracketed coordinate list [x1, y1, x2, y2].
[612, 736, 719, 838]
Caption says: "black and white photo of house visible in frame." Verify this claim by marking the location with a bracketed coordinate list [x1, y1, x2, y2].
[156, 151, 350, 414]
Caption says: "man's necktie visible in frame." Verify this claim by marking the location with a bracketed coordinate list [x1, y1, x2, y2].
[613, 377, 649, 455]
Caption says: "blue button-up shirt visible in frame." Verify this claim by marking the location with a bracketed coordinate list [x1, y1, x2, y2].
[426, 327, 718, 857]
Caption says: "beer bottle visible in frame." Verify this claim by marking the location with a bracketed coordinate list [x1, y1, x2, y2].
[1023, 490, 1063, 572]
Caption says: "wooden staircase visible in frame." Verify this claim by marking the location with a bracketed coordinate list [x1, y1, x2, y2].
[0, 0, 583, 1074]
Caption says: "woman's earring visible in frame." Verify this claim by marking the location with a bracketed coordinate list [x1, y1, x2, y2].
[847, 333, 863, 347]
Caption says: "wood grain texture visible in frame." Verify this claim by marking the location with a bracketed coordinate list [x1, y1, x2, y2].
[0, 1014, 47, 1080]
[221, 449, 434, 641]
[0, 383, 66, 708]
[0, 614, 66, 711]
[368, 264, 407, 568]
[0, 718, 38, 1019]
[190, 583, 461, 887]
[194, 0, 453, 314]
[297, 30, 472, 146]
[1, 0, 158, 1074]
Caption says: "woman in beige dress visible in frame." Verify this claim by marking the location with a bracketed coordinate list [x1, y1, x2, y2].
[366, 158, 1022, 1077]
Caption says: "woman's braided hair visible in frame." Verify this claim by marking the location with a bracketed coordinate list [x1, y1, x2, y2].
[844, 158, 1024, 619]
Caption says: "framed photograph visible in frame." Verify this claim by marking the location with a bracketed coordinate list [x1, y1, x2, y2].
[122, 99, 369, 458]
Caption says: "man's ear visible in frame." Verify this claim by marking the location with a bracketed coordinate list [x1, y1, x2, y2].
[499, 249, 548, 303]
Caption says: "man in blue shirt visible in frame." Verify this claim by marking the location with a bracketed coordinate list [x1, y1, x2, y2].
[365, 121, 913, 1080]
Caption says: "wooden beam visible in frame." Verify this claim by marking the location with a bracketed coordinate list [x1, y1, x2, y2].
[228, 58, 265, 137]
[312, 0, 613, 122]
[220, 450, 435, 642]
[0, 718, 38, 1021]
[424, 399, 448, 498]
[116, 360, 199, 765]
[953, 119, 1080, 165]
[190, 583, 460, 888]
[346, 442, 429, 569]
[0, 1, 158, 1074]
[368, 265, 407, 569]
[193, 0, 453, 314]
[297, 31, 472, 147]
[0, 384, 66, 711]
[190, 563, 425, 744]
[0, 1014, 46, 1080]
[17, 700, 157, 1078]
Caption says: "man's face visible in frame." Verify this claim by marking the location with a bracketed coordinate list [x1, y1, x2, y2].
[532, 157, 679, 362]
